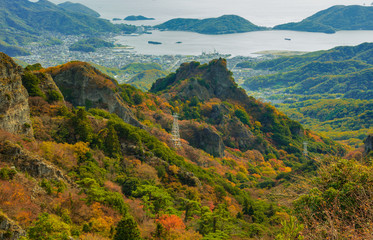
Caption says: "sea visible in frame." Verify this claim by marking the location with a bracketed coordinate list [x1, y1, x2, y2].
[46, 0, 373, 56]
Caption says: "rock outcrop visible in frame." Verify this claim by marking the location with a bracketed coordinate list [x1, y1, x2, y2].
[180, 121, 224, 157]
[0, 140, 72, 184]
[223, 118, 255, 151]
[0, 53, 33, 138]
[0, 212, 25, 240]
[151, 59, 248, 103]
[364, 134, 373, 155]
[45, 62, 142, 128]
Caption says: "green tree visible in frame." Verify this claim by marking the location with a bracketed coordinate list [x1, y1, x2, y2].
[133, 185, 173, 215]
[198, 204, 232, 236]
[114, 214, 141, 240]
[71, 108, 93, 143]
[104, 125, 121, 158]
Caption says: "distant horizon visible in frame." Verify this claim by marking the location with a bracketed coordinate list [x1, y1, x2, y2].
[44, 0, 370, 27]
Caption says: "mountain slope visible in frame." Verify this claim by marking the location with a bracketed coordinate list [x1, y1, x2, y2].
[58, 1, 101, 17]
[242, 42, 373, 95]
[0, 40, 30, 57]
[128, 69, 167, 91]
[274, 5, 373, 33]
[43, 61, 142, 128]
[0, 53, 301, 239]
[155, 15, 265, 34]
[151, 59, 345, 158]
[239, 43, 373, 146]
[1, 52, 361, 239]
[0, 0, 136, 46]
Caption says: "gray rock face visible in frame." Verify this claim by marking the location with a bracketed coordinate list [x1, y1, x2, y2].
[0, 212, 25, 240]
[48, 62, 142, 128]
[0, 140, 72, 184]
[0, 53, 33, 138]
[180, 121, 224, 157]
[364, 134, 373, 155]
[224, 117, 255, 151]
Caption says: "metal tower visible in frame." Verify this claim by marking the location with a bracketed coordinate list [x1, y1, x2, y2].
[303, 141, 308, 157]
[171, 113, 182, 148]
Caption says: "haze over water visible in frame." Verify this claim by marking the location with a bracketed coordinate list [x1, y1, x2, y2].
[47, 0, 373, 56]
[48, 0, 370, 26]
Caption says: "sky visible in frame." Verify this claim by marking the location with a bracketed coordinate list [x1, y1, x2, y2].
[44, 0, 370, 26]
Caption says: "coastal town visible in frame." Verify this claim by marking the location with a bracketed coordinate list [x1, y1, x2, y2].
[16, 33, 269, 84]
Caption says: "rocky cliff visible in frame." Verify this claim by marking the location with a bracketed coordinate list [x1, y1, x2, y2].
[0, 53, 33, 138]
[180, 121, 225, 157]
[44, 62, 142, 128]
[0, 140, 72, 184]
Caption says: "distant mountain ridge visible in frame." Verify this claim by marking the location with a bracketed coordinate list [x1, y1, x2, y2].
[241, 42, 373, 96]
[0, 0, 136, 53]
[155, 15, 265, 34]
[58, 1, 101, 17]
[274, 5, 373, 33]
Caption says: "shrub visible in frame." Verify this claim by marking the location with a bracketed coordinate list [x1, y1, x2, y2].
[0, 167, 17, 180]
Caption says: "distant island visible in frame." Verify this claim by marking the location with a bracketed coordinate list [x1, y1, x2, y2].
[148, 41, 162, 45]
[112, 18, 122, 21]
[155, 15, 266, 34]
[124, 15, 155, 21]
[274, 5, 373, 33]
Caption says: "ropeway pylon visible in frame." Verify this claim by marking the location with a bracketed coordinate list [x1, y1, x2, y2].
[171, 113, 182, 148]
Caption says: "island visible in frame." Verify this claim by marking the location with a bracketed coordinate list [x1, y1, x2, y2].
[124, 15, 155, 21]
[112, 18, 122, 21]
[148, 41, 162, 45]
[155, 15, 266, 35]
[273, 5, 373, 33]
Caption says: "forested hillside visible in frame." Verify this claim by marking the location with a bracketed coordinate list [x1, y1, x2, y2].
[0, 0, 136, 56]
[238, 43, 373, 146]
[155, 15, 265, 34]
[0, 52, 372, 240]
[274, 5, 373, 33]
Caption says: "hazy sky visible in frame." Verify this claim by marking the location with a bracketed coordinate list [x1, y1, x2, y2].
[46, 0, 370, 26]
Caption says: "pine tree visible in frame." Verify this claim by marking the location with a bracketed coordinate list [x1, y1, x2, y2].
[104, 125, 121, 158]
[114, 214, 141, 240]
